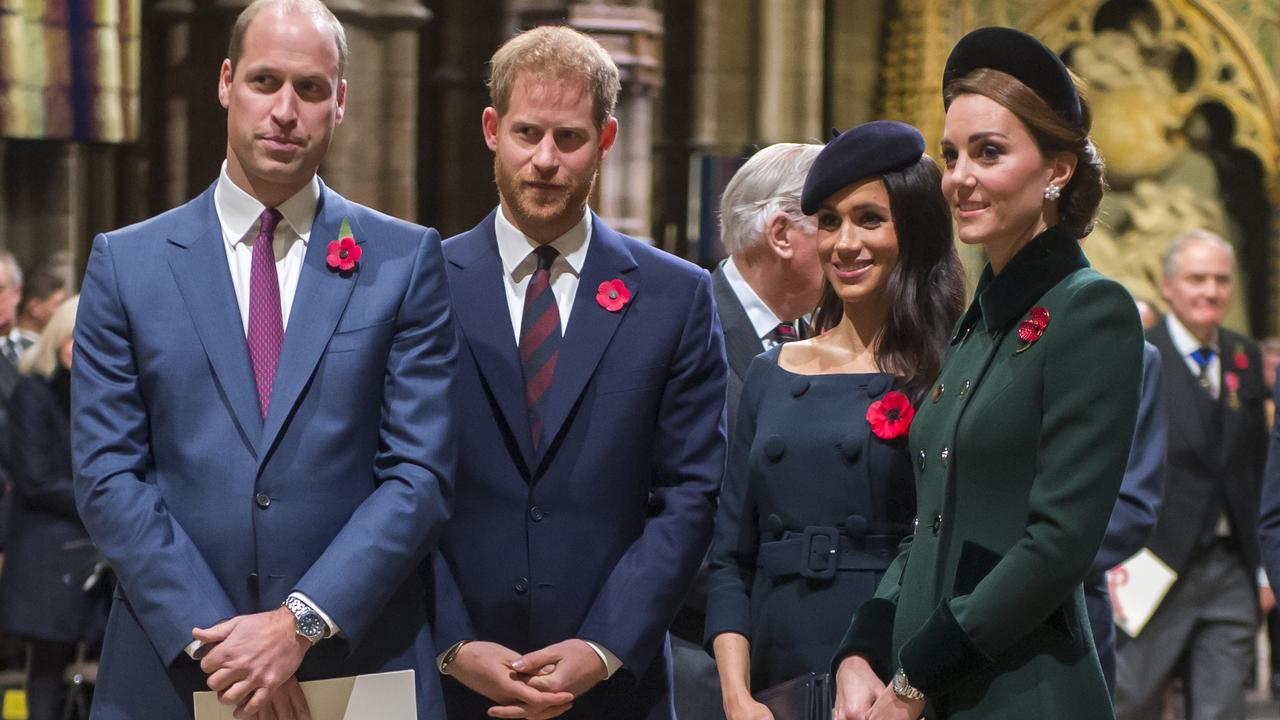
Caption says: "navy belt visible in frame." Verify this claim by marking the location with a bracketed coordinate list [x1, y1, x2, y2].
[756, 526, 900, 581]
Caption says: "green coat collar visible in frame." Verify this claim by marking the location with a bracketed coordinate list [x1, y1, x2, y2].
[951, 223, 1089, 343]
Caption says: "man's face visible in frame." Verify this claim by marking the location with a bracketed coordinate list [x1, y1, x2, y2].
[1161, 239, 1234, 338]
[218, 10, 346, 202]
[0, 266, 20, 332]
[24, 288, 66, 331]
[483, 74, 617, 243]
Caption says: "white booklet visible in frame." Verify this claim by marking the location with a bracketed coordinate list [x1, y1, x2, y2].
[1106, 548, 1178, 638]
[194, 669, 416, 720]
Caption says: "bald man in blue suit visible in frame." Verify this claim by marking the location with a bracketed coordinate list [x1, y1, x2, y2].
[71, 2, 456, 718]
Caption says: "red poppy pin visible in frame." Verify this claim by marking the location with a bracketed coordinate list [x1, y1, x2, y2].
[326, 218, 361, 273]
[866, 390, 914, 440]
[596, 279, 631, 312]
[1016, 306, 1050, 353]
[1234, 344, 1249, 369]
[1226, 370, 1241, 411]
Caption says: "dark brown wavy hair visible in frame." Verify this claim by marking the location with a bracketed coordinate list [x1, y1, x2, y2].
[810, 156, 966, 403]
[944, 68, 1105, 239]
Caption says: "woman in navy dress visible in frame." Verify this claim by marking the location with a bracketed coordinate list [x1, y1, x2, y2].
[705, 121, 965, 720]
[0, 295, 107, 720]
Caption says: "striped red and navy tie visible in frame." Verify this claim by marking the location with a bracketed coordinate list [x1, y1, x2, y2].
[520, 245, 562, 450]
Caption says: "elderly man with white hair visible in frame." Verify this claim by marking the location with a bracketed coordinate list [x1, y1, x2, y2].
[670, 142, 822, 720]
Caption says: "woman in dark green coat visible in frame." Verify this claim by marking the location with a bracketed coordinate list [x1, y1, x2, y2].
[832, 27, 1144, 720]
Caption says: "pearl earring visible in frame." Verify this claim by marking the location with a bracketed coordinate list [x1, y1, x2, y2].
[1044, 184, 1061, 201]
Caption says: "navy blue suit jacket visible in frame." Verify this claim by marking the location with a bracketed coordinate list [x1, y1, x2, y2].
[431, 210, 727, 720]
[72, 182, 457, 718]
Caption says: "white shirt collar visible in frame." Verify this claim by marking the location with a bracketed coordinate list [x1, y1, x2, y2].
[722, 256, 784, 341]
[214, 161, 320, 247]
[494, 206, 592, 278]
[1166, 313, 1220, 357]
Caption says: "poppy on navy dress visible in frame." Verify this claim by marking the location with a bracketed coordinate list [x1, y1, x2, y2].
[326, 218, 361, 272]
[596, 278, 631, 312]
[866, 390, 914, 440]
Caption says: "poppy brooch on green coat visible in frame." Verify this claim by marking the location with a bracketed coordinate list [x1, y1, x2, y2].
[1016, 306, 1050, 353]
[867, 390, 914, 440]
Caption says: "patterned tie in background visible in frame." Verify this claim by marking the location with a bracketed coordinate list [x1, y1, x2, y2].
[520, 245, 562, 450]
[1, 336, 16, 365]
[247, 208, 284, 418]
[768, 320, 802, 345]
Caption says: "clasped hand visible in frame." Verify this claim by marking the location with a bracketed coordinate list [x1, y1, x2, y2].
[833, 656, 925, 720]
[193, 607, 313, 720]
[449, 639, 608, 719]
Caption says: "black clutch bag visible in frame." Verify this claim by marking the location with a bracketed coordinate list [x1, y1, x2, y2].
[754, 672, 833, 720]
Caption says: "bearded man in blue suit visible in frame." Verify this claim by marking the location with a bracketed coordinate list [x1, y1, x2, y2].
[71, 2, 456, 718]
[430, 26, 728, 720]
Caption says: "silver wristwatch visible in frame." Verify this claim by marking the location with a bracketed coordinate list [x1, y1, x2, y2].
[891, 668, 926, 701]
[283, 596, 326, 645]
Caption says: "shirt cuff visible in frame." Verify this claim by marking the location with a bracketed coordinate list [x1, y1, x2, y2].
[583, 640, 623, 679]
[1260, 568, 1271, 588]
[185, 639, 204, 660]
[290, 591, 340, 639]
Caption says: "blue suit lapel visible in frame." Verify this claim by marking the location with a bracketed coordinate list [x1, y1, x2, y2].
[447, 211, 537, 471]
[165, 185, 263, 456]
[535, 214, 639, 466]
[259, 181, 360, 462]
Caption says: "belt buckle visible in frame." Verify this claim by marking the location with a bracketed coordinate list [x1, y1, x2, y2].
[799, 526, 839, 580]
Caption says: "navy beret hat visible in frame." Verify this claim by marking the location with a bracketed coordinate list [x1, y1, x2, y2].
[943, 26, 1081, 125]
[800, 120, 926, 216]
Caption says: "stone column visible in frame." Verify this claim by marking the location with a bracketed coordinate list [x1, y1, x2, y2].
[321, 0, 431, 220]
[826, 0, 886, 128]
[756, 0, 823, 144]
[692, 0, 755, 154]
[569, 4, 662, 242]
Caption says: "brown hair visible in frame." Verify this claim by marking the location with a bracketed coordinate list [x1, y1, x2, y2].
[228, 0, 348, 80]
[944, 68, 1105, 238]
[811, 157, 966, 403]
[489, 26, 620, 129]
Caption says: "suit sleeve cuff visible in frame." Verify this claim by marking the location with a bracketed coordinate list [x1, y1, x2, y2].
[583, 640, 623, 679]
[290, 591, 341, 639]
[897, 600, 991, 697]
[831, 597, 897, 682]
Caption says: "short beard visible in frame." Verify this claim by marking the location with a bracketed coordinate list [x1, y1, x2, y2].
[494, 153, 596, 239]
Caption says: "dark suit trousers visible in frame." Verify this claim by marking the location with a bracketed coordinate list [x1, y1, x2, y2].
[1115, 542, 1257, 720]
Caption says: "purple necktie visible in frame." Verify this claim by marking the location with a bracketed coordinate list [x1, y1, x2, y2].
[247, 208, 284, 418]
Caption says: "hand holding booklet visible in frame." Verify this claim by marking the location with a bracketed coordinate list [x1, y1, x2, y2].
[1107, 547, 1178, 638]
[194, 669, 416, 720]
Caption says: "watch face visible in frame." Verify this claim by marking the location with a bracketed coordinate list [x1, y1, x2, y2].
[297, 613, 325, 639]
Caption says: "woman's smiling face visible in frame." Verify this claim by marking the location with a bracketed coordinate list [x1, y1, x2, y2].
[815, 178, 899, 311]
[940, 93, 1061, 264]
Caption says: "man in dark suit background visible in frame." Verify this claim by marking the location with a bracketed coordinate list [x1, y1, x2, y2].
[670, 141, 821, 720]
[1085, 339, 1165, 695]
[72, 1, 457, 717]
[1117, 230, 1268, 719]
[431, 25, 728, 720]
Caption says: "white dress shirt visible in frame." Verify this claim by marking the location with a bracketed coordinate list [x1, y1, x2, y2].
[184, 166, 337, 659]
[494, 206, 591, 341]
[214, 162, 316, 335]
[721, 256, 787, 349]
[1166, 313, 1221, 399]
